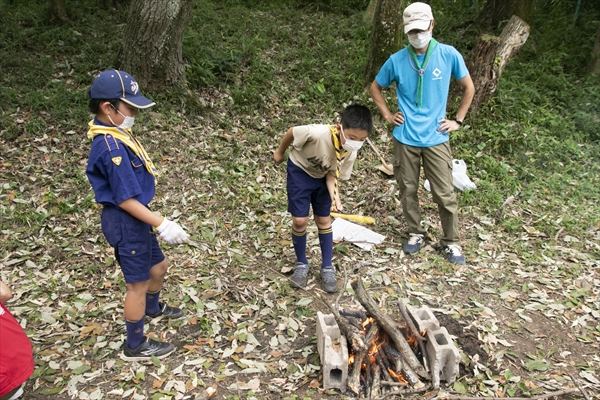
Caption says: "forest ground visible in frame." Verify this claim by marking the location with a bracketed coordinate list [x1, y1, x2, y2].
[1, 1, 599, 399]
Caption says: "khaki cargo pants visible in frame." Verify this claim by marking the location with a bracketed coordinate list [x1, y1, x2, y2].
[393, 140, 459, 245]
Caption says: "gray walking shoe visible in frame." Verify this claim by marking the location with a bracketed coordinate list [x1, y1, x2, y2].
[290, 262, 309, 288]
[403, 233, 425, 254]
[441, 244, 466, 265]
[320, 267, 337, 293]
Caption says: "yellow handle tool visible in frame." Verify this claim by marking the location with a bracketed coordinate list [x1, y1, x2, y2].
[331, 212, 376, 225]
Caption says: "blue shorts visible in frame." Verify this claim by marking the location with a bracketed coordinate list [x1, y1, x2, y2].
[287, 159, 331, 217]
[101, 206, 165, 284]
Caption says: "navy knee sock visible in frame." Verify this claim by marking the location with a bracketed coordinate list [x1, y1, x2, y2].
[292, 228, 308, 264]
[318, 226, 333, 268]
[145, 290, 160, 315]
[125, 319, 145, 349]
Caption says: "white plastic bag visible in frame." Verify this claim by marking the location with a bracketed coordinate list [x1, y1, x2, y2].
[332, 217, 385, 251]
[424, 159, 476, 192]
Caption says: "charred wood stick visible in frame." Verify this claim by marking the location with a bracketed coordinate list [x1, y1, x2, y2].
[348, 323, 379, 395]
[370, 363, 382, 399]
[344, 316, 363, 330]
[365, 356, 372, 390]
[381, 380, 410, 387]
[347, 351, 366, 395]
[352, 278, 428, 379]
[371, 384, 431, 400]
[398, 301, 428, 370]
[321, 298, 366, 352]
[382, 343, 403, 373]
[400, 359, 423, 387]
[340, 308, 368, 319]
[377, 344, 395, 372]
[377, 353, 392, 382]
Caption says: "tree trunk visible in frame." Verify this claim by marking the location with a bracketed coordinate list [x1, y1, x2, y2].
[364, 0, 407, 85]
[49, 0, 69, 23]
[120, 0, 193, 89]
[590, 27, 600, 76]
[468, 15, 530, 113]
[478, 0, 533, 33]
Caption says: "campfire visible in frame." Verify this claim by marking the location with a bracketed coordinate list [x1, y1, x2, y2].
[317, 277, 460, 398]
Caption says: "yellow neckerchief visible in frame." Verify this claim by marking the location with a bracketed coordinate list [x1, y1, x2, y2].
[87, 120, 158, 176]
[330, 124, 349, 168]
[329, 125, 348, 206]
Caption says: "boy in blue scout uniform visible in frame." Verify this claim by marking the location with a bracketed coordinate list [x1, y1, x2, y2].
[273, 104, 373, 293]
[85, 69, 190, 361]
[370, 2, 475, 264]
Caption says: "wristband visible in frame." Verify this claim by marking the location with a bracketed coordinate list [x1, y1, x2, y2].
[455, 119, 463, 126]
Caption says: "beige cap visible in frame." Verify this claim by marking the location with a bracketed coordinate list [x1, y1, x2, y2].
[403, 2, 433, 33]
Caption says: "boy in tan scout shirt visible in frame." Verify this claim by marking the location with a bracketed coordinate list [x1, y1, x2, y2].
[273, 104, 373, 293]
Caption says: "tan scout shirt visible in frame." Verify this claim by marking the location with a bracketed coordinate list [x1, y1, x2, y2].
[288, 124, 357, 180]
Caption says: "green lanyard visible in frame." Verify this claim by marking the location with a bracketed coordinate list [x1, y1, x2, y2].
[407, 38, 438, 108]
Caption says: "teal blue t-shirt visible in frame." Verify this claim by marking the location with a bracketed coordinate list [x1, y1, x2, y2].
[375, 41, 469, 148]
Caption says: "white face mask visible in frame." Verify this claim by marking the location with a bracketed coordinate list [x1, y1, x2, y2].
[340, 126, 364, 152]
[118, 115, 135, 130]
[343, 139, 364, 152]
[408, 30, 432, 49]
[108, 105, 135, 130]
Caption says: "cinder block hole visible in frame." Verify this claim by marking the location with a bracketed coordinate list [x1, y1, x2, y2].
[416, 310, 431, 320]
[330, 368, 342, 383]
[323, 314, 336, 327]
[435, 333, 448, 345]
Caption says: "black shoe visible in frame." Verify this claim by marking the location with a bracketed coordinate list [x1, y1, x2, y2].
[121, 337, 175, 361]
[146, 302, 184, 319]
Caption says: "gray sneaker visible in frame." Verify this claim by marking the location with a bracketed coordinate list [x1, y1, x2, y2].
[320, 267, 337, 293]
[290, 263, 309, 288]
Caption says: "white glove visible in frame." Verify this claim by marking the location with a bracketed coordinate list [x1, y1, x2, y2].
[157, 218, 189, 244]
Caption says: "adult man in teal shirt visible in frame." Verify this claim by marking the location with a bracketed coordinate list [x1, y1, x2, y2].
[370, 2, 475, 264]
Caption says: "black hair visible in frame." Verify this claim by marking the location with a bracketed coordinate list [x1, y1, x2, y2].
[88, 97, 120, 114]
[340, 104, 373, 135]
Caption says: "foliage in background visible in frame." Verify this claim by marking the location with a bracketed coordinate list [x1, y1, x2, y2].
[0, 0, 599, 398]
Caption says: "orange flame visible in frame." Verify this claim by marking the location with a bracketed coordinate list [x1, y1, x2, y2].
[387, 368, 408, 384]
[361, 317, 375, 329]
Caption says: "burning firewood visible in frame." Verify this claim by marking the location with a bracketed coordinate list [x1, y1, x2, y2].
[319, 277, 439, 396]
[351, 278, 429, 380]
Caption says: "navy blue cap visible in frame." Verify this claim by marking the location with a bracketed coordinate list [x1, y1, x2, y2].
[89, 69, 155, 109]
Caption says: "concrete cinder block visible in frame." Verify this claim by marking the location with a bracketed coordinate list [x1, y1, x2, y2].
[316, 312, 339, 362]
[406, 304, 440, 334]
[425, 327, 460, 388]
[321, 334, 348, 390]
[316, 312, 348, 391]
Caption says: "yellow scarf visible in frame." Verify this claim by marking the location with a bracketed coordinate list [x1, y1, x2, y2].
[330, 125, 348, 206]
[87, 120, 158, 176]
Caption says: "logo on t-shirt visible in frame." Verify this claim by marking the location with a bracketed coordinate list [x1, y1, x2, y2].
[432, 67, 442, 80]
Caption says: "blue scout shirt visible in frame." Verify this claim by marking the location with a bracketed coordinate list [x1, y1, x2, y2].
[86, 119, 156, 207]
[375, 42, 469, 148]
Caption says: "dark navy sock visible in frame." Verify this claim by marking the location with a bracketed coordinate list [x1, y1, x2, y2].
[318, 226, 333, 268]
[125, 319, 145, 349]
[145, 290, 160, 315]
[292, 228, 308, 264]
